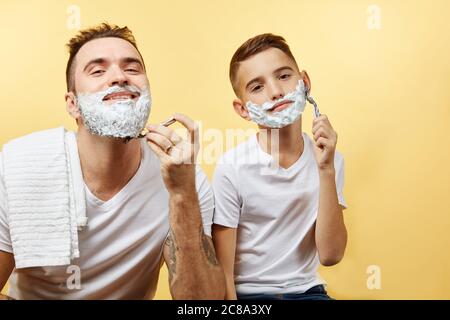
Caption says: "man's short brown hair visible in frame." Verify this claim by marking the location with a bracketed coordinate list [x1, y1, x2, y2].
[65, 23, 145, 92]
[229, 33, 298, 95]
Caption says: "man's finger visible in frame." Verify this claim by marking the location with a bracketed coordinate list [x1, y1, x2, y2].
[146, 132, 173, 153]
[147, 124, 182, 145]
[147, 140, 169, 159]
[172, 113, 199, 145]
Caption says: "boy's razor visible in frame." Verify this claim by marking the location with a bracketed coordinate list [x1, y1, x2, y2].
[306, 90, 321, 118]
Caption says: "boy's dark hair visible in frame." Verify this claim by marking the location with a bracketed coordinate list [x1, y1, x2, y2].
[229, 33, 298, 95]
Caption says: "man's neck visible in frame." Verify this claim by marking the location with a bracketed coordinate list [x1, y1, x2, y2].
[257, 119, 304, 169]
[76, 128, 142, 201]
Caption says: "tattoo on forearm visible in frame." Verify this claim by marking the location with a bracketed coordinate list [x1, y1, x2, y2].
[165, 230, 178, 283]
[200, 226, 219, 266]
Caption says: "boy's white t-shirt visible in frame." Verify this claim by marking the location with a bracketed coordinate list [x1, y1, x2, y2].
[212, 132, 347, 295]
[0, 139, 214, 300]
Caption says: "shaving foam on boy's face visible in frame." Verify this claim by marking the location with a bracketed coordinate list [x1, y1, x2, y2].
[76, 85, 152, 138]
[245, 79, 307, 128]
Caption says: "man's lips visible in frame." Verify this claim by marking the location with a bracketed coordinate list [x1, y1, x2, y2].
[102, 91, 139, 101]
[268, 100, 293, 113]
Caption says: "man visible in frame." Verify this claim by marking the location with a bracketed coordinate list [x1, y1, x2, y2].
[212, 34, 348, 300]
[0, 23, 225, 299]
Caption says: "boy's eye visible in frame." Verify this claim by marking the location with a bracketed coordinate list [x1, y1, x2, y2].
[125, 69, 139, 73]
[251, 85, 263, 92]
[280, 73, 291, 80]
[91, 70, 104, 75]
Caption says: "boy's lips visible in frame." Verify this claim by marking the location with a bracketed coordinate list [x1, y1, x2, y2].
[268, 100, 293, 113]
[102, 91, 139, 101]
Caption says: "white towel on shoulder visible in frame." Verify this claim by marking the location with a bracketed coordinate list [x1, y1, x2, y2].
[2, 127, 87, 269]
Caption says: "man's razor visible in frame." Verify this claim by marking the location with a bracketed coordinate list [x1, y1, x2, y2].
[125, 117, 176, 143]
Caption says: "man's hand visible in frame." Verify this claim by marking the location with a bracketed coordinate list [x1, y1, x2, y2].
[312, 114, 337, 171]
[145, 113, 200, 194]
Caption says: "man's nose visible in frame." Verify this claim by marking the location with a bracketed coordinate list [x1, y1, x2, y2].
[108, 66, 128, 87]
[267, 80, 284, 101]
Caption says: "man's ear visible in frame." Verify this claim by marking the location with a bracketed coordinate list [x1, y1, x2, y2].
[65, 91, 81, 120]
[301, 70, 312, 92]
[233, 98, 251, 121]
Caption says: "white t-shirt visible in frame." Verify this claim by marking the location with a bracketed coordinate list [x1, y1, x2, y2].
[212, 132, 347, 295]
[0, 139, 214, 299]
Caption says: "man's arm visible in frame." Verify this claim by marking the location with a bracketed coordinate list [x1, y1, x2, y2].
[162, 191, 225, 299]
[147, 113, 225, 299]
[311, 115, 347, 266]
[212, 224, 237, 300]
[0, 250, 15, 300]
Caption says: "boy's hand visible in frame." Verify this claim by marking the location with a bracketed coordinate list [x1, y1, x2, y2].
[312, 114, 337, 172]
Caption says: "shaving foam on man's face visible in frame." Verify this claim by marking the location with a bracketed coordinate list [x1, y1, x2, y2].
[245, 79, 307, 128]
[76, 85, 152, 138]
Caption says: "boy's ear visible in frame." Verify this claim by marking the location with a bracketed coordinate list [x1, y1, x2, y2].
[233, 98, 251, 121]
[65, 91, 81, 121]
[301, 70, 312, 92]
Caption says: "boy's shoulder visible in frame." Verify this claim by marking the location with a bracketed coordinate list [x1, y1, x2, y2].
[218, 134, 260, 166]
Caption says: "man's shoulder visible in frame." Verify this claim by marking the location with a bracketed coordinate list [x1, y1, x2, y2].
[2, 127, 67, 151]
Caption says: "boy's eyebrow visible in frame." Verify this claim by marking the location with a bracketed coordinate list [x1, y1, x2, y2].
[245, 77, 264, 91]
[272, 66, 294, 74]
[245, 66, 295, 91]
[83, 57, 144, 72]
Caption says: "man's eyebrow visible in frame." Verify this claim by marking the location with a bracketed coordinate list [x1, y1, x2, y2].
[83, 57, 144, 72]
[121, 57, 144, 68]
[83, 58, 107, 72]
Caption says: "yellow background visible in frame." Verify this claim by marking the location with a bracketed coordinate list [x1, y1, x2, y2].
[1, 0, 449, 299]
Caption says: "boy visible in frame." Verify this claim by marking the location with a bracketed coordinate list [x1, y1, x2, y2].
[212, 34, 347, 300]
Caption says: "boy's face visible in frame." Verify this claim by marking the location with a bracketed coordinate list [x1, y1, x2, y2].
[233, 47, 310, 121]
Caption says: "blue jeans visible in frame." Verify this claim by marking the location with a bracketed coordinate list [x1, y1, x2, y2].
[237, 285, 333, 300]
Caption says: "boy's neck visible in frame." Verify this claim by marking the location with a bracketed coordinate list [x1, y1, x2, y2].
[257, 118, 304, 169]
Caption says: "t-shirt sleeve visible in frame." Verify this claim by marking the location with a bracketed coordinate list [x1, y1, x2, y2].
[334, 152, 348, 210]
[195, 166, 214, 237]
[0, 153, 13, 253]
[212, 163, 241, 228]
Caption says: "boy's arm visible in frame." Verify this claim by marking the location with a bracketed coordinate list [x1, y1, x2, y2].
[212, 224, 237, 300]
[311, 115, 347, 266]
[0, 250, 15, 300]
[315, 169, 347, 266]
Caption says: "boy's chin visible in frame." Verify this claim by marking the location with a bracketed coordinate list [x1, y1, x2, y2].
[256, 116, 302, 130]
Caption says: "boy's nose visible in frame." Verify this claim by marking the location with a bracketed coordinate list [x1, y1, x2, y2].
[267, 81, 284, 101]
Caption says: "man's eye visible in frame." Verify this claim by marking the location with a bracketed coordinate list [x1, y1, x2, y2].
[125, 69, 139, 73]
[91, 70, 104, 75]
[280, 73, 291, 80]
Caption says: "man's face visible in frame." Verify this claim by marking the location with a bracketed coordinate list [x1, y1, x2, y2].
[65, 37, 149, 121]
[233, 47, 310, 119]
[74, 37, 148, 96]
